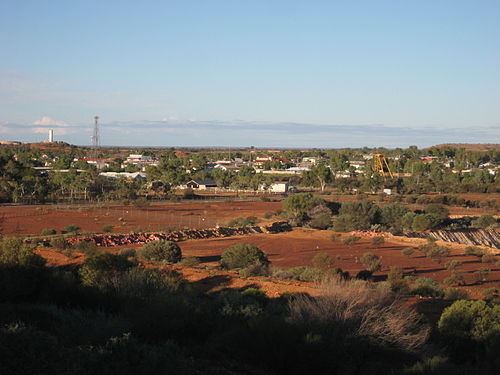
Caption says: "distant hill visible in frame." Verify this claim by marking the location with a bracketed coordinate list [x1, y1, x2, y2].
[432, 143, 500, 152]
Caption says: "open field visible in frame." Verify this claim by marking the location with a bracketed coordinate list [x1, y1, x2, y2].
[0, 200, 282, 236]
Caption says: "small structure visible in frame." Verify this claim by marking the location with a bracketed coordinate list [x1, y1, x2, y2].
[48, 129, 54, 143]
[99, 172, 146, 180]
[186, 179, 217, 190]
[260, 181, 290, 193]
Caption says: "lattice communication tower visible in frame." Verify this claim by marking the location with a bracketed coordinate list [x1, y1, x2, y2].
[373, 153, 394, 178]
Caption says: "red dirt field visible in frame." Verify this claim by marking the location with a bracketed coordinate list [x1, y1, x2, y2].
[0, 200, 282, 236]
[178, 229, 500, 297]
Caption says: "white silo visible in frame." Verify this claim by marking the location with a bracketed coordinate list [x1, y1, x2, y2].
[48, 129, 54, 142]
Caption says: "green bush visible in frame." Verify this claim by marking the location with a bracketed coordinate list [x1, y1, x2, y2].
[371, 236, 385, 247]
[330, 232, 341, 242]
[79, 253, 137, 286]
[227, 216, 258, 227]
[411, 278, 443, 298]
[287, 266, 323, 282]
[380, 203, 410, 230]
[412, 214, 441, 231]
[445, 260, 462, 271]
[139, 240, 182, 263]
[471, 214, 497, 229]
[424, 204, 449, 220]
[283, 193, 325, 216]
[220, 243, 268, 270]
[443, 288, 469, 300]
[387, 266, 409, 294]
[312, 252, 333, 270]
[50, 236, 70, 250]
[41, 228, 56, 236]
[0, 237, 46, 268]
[438, 300, 500, 361]
[464, 246, 484, 257]
[75, 240, 99, 256]
[444, 271, 465, 286]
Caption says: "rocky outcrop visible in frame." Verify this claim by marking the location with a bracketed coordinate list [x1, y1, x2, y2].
[58, 221, 292, 247]
[405, 228, 500, 249]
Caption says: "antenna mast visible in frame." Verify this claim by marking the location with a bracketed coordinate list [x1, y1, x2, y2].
[91, 116, 100, 156]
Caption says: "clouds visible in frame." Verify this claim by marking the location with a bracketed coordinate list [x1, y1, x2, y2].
[32, 116, 69, 126]
[0, 117, 498, 147]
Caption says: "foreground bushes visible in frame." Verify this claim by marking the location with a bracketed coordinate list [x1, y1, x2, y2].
[139, 240, 182, 263]
[220, 244, 269, 270]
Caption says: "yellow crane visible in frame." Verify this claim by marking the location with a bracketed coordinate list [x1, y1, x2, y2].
[373, 153, 394, 178]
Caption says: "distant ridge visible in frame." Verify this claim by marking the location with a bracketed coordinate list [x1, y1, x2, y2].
[432, 143, 500, 151]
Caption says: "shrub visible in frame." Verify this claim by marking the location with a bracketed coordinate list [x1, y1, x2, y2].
[41, 228, 56, 236]
[227, 216, 258, 227]
[0, 237, 46, 268]
[482, 287, 499, 304]
[342, 235, 361, 247]
[103, 224, 113, 233]
[438, 300, 500, 362]
[445, 260, 462, 271]
[412, 214, 440, 231]
[119, 248, 137, 258]
[239, 261, 269, 277]
[312, 252, 333, 270]
[220, 243, 268, 270]
[50, 236, 70, 250]
[75, 240, 99, 256]
[371, 236, 385, 247]
[241, 287, 267, 301]
[179, 255, 200, 267]
[79, 253, 136, 286]
[387, 266, 410, 294]
[380, 203, 410, 230]
[471, 214, 497, 229]
[474, 267, 491, 284]
[426, 245, 450, 263]
[443, 288, 469, 300]
[62, 224, 81, 234]
[424, 204, 449, 220]
[308, 213, 332, 229]
[481, 254, 495, 263]
[139, 240, 182, 263]
[444, 272, 465, 286]
[360, 252, 382, 272]
[411, 278, 443, 298]
[401, 247, 414, 257]
[289, 278, 430, 353]
[464, 246, 484, 257]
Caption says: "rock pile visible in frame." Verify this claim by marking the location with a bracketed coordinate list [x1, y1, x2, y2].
[61, 221, 292, 248]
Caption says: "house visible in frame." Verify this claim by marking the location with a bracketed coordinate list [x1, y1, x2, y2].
[82, 157, 110, 170]
[214, 164, 240, 172]
[186, 179, 217, 190]
[259, 181, 290, 193]
[99, 172, 146, 180]
[122, 154, 158, 170]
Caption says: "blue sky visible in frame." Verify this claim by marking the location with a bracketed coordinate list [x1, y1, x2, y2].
[1, 0, 499, 147]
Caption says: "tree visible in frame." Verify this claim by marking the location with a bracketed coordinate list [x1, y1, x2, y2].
[424, 204, 449, 220]
[139, 240, 182, 263]
[310, 164, 333, 192]
[79, 253, 136, 286]
[334, 200, 381, 231]
[380, 203, 410, 230]
[220, 244, 269, 270]
[283, 193, 325, 216]
[0, 237, 46, 268]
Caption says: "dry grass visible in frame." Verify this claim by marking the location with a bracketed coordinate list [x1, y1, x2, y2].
[288, 277, 429, 352]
